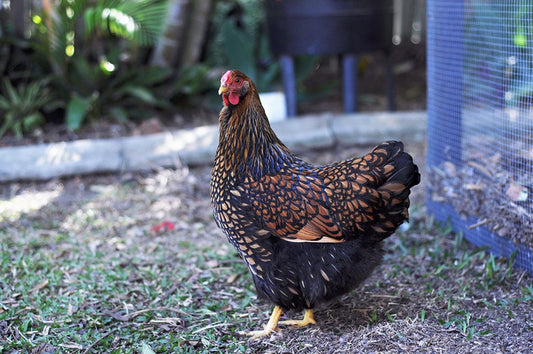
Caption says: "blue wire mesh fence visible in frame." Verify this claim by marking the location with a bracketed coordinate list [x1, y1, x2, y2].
[427, 0, 533, 276]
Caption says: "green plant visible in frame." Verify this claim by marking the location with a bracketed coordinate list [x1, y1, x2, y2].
[207, 0, 279, 92]
[0, 79, 53, 138]
[32, 0, 168, 71]
[0, 28, 39, 83]
[30, 0, 170, 130]
[172, 64, 219, 103]
[62, 62, 172, 130]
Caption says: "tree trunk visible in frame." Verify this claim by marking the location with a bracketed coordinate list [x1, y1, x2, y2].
[179, 0, 212, 66]
[150, 0, 191, 67]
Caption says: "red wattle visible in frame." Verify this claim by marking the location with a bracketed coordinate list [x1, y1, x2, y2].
[229, 92, 240, 105]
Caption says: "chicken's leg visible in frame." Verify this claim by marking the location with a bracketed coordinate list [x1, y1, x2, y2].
[244, 305, 283, 340]
[279, 309, 316, 327]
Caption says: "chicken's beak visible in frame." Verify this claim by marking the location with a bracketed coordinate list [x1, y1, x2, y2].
[218, 85, 228, 95]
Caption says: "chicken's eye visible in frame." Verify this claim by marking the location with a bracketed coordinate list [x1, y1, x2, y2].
[234, 78, 242, 84]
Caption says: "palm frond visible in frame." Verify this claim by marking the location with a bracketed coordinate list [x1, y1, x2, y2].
[85, 0, 169, 46]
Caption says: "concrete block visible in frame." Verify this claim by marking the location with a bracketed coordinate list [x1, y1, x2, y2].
[0, 139, 121, 181]
[0, 111, 427, 181]
[121, 125, 219, 169]
[331, 111, 427, 145]
[272, 114, 335, 151]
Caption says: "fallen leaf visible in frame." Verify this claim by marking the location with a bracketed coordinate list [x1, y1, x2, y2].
[206, 260, 219, 268]
[465, 184, 483, 191]
[467, 161, 493, 178]
[30, 279, 49, 293]
[41, 325, 50, 336]
[102, 309, 130, 321]
[506, 182, 528, 202]
[226, 273, 240, 284]
[488, 153, 501, 165]
[443, 161, 456, 176]
[67, 303, 77, 316]
[220, 304, 233, 312]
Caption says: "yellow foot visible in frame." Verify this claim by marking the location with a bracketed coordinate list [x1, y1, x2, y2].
[241, 306, 282, 340]
[243, 327, 278, 340]
[279, 309, 316, 328]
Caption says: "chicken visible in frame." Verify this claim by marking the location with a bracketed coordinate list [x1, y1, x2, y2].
[210, 70, 420, 339]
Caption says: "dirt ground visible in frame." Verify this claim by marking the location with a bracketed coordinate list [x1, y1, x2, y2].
[1, 140, 532, 352]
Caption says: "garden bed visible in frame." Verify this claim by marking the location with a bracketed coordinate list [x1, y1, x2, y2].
[427, 133, 533, 276]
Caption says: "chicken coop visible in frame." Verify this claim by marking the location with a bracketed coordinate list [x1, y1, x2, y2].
[427, 1, 533, 275]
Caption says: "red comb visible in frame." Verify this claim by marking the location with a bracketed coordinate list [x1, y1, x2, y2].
[221, 70, 232, 84]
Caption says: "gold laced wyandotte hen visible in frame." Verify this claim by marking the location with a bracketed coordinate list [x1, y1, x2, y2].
[210, 70, 420, 339]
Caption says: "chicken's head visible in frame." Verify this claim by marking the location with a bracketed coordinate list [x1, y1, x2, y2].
[218, 70, 250, 106]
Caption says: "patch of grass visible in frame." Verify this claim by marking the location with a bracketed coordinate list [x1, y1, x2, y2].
[0, 225, 253, 352]
[389, 218, 531, 343]
[1, 169, 532, 352]
[521, 284, 533, 303]
[435, 310, 485, 339]
[419, 309, 426, 323]
[0, 175, 254, 353]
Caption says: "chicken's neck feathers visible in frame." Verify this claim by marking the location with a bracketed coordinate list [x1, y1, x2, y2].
[217, 97, 294, 180]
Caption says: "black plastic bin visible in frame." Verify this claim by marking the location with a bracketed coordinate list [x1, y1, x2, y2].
[265, 0, 394, 115]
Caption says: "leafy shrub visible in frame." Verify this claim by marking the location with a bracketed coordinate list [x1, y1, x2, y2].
[0, 79, 54, 138]
[206, 0, 279, 92]
[29, 0, 170, 130]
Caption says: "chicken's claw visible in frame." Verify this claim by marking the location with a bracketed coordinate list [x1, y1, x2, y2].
[243, 307, 317, 340]
[278, 309, 316, 328]
[241, 326, 278, 340]
[242, 305, 282, 340]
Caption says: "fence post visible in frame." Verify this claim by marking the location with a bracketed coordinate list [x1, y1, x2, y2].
[427, 0, 463, 167]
